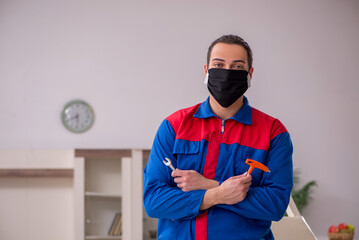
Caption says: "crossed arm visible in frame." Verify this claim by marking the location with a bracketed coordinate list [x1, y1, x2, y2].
[172, 169, 252, 210]
[144, 120, 293, 221]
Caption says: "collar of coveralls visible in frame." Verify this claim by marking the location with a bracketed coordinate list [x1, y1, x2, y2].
[193, 95, 253, 125]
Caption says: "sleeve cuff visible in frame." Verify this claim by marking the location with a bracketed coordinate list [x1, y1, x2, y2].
[177, 189, 206, 220]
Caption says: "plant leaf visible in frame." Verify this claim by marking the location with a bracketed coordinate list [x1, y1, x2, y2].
[292, 181, 317, 213]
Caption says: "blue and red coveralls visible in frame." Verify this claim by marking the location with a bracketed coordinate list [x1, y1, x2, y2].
[143, 96, 293, 240]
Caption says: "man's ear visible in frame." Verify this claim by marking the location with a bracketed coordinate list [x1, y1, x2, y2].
[204, 64, 208, 75]
[248, 67, 254, 79]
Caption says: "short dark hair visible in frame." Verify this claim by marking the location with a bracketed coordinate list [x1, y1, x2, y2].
[207, 34, 253, 70]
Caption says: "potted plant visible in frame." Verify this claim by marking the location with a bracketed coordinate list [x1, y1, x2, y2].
[291, 168, 317, 213]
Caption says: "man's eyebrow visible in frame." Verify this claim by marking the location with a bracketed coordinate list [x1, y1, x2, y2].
[233, 60, 246, 63]
[211, 58, 246, 64]
[212, 58, 225, 62]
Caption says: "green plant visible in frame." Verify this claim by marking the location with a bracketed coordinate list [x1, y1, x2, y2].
[291, 168, 317, 213]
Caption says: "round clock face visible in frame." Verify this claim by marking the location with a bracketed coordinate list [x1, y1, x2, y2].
[61, 100, 94, 133]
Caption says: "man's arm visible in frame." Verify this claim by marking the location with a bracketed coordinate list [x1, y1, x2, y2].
[143, 120, 206, 220]
[215, 132, 293, 221]
[199, 173, 252, 210]
[172, 131, 293, 221]
[171, 170, 253, 211]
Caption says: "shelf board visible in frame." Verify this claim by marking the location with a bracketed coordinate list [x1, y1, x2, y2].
[85, 192, 122, 198]
[0, 168, 73, 178]
[85, 236, 121, 240]
[75, 148, 151, 160]
[75, 149, 131, 159]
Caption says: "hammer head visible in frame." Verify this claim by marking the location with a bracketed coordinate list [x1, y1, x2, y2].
[245, 159, 270, 175]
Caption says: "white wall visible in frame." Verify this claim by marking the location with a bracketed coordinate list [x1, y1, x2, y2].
[1, 0, 359, 238]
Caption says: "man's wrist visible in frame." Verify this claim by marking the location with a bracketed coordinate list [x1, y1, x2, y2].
[203, 179, 219, 190]
[199, 187, 220, 211]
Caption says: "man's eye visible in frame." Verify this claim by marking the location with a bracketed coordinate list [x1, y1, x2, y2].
[233, 65, 244, 69]
[214, 63, 223, 68]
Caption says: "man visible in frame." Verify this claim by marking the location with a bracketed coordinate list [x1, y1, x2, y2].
[143, 34, 293, 240]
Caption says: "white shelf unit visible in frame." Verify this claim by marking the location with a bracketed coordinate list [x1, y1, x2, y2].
[75, 149, 146, 240]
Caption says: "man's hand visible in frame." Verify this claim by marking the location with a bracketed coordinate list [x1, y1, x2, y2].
[199, 172, 252, 210]
[217, 173, 252, 205]
[172, 169, 219, 192]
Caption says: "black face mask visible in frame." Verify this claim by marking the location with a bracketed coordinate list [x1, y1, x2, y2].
[206, 68, 250, 108]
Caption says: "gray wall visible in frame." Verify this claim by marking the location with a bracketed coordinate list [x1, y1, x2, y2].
[1, 0, 359, 237]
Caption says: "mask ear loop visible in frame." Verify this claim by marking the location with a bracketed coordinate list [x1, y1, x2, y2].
[247, 73, 251, 88]
[204, 72, 209, 85]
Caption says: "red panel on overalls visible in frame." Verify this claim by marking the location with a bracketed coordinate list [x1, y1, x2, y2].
[195, 131, 222, 240]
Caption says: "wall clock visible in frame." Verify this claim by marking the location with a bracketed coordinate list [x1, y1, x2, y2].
[61, 100, 95, 133]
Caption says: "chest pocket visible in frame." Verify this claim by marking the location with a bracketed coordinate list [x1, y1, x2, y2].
[172, 139, 202, 172]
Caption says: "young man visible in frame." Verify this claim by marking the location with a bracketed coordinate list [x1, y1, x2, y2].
[143, 35, 293, 240]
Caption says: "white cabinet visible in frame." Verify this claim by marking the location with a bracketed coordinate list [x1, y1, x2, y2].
[74, 149, 147, 240]
[0, 149, 158, 240]
[0, 150, 75, 240]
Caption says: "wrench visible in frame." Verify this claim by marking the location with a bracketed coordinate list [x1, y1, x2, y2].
[162, 157, 175, 171]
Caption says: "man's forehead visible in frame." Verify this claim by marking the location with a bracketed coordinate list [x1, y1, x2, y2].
[210, 43, 248, 62]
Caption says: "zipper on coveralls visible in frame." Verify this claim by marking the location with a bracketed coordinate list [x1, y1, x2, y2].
[221, 119, 225, 133]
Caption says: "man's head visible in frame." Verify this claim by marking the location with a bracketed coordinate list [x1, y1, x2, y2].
[205, 34, 253, 73]
[204, 34, 254, 111]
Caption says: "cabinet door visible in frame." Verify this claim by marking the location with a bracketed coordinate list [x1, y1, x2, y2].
[86, 158, 122, 238]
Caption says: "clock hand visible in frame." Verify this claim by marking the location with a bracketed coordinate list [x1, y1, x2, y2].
[67, 114, 79, 121]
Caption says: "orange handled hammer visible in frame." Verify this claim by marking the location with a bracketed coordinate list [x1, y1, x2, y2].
[245, 159, 270, 175]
